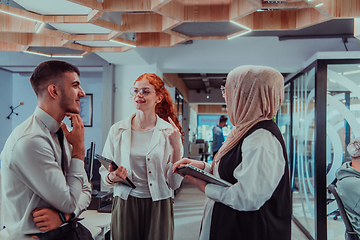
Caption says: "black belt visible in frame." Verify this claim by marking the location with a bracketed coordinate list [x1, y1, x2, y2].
[35, 218, 82, 240]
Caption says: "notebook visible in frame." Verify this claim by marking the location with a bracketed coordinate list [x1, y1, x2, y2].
[176, 164, 232, 187]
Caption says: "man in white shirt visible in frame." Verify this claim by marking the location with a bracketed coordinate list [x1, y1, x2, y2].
[0, 60, 92, 240]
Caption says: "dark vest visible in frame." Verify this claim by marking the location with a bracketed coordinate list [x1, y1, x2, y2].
[210, 120, 291, 240]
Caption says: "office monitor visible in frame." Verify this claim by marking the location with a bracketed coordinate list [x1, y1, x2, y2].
[84, 142, 95, 181]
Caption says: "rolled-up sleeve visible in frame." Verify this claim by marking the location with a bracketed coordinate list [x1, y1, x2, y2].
[205, 130, 285, 211]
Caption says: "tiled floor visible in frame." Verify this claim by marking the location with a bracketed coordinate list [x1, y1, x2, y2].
[173, 179, 343, 240]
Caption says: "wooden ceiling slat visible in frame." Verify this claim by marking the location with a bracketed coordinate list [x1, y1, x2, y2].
[0, 4, 43, 22]
[87, 10, 103, 22]
[71, 35, 110, 41]
[151, 0, 172, 10]
[0, 32, 66, 47]
[0, 41, 24, 51]
[229, 0, 257, 20]
[90, 46, 133, 52]
[137, 32, 184, 47]
[0, 13, 39, 32]
[121, 13, 164, 32]
[321, 0, 360, 18]
[44, 15, 88, 23]
[91, 18, 122, 31]
[103, 0, 152, 11]
[0, 0, 359, 53]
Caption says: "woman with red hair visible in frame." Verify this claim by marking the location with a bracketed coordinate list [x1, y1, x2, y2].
[99, 73, 184, 240]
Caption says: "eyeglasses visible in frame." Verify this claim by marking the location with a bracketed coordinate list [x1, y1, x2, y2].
[220, 85, 226, 97]
[129, 87, 156, 96]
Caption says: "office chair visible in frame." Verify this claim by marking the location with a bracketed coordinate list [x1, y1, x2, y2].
[328, 184, 359, 240]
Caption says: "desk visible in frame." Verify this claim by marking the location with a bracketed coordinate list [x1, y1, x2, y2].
[80, 210, 111, 240]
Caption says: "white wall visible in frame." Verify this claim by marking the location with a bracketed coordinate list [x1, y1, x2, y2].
[113, 64, 160, 122]
[0, 69, 13, 166]
[1, 72, 103, 156]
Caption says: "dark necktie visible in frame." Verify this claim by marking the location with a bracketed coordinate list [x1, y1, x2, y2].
[56, 128, 68, 175]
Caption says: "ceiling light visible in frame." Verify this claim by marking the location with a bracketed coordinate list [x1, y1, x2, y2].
[109, 39, 136, 48]
[315, 3, 324, 7]
[228, 21, 252, 40]
[53, 55, 83, 58]
[24, 50, 51, 57]
[36, 22, 45, 34]
[342, 69, 360, 75]
[0, 9, 41, 23]
[329, 78, 336, 83]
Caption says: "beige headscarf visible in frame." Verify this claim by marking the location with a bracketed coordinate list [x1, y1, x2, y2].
[213, 65, 284, 164]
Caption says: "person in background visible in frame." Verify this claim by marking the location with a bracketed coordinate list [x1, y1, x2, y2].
[99, 73, 184, 240]
[336, 137, 360, 237]
[0, 60, 92, 240]
[174, 65, 291, 240]
[212, 115, 228, 158]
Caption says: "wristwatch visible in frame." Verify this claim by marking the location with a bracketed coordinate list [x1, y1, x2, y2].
[57, 211, 75, 223]
[58, 211, 67, 224]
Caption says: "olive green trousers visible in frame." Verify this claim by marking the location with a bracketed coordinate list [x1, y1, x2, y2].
[111, 195, 174, 240]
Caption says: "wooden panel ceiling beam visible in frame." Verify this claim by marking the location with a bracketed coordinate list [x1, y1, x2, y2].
[0, 13, 39, 32]
[91, 18, 123, 31]
[121, 13, 164, 32]
[296, 8, 329, 29]
[162, 14, 180, 31]
[40, 28, 72, 40]
[0, 4, 43, 22]
[136, 32, 184, 47]
[43, 15, 88, 23]
[65, 42, 92, 51]
[235, 8, 328, 30]
[103, 0, 152, 11]
[157, 1, 185, 21]
[111, 37, 137, 46]
[229, 0, 257, 20]
[108, 31, 122, 39]
[0, 41, 24, 51]
[66, 0, 103, 10]
[71, 34, 109, 41]
[90, 46, 133, 52]
[183, 0, 230, 22]
[87, 9, 104, 22]
[163, 29, 190, 41]
[151, 0, 172, 11]
[320, 0, 360, 18]
[0, 32, 66, 46]
[261, 1, 310, 9]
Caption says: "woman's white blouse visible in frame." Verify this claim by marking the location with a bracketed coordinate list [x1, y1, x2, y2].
[99, 114, 183, 202]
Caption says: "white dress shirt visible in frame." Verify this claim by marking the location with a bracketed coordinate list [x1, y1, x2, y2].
[0, 107, 91, 239]
[199, 129, 285, 240]
[100, 114, 183, 202]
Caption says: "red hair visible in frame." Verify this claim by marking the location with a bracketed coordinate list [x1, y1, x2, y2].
[135, 73, 184, 142]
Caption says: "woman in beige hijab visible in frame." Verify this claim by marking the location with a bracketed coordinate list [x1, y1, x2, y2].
[174, 65, 291, 240]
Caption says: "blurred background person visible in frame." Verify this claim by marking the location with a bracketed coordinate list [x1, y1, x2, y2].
[336, 137, 360, 237]
[212, 115, 227, 159]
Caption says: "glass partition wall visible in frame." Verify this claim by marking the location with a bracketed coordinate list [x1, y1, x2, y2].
[282, 59, 360, 240]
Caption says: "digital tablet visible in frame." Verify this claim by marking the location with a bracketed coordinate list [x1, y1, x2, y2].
[176, 164, 232, 187]
[95, 154, 136, 189]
